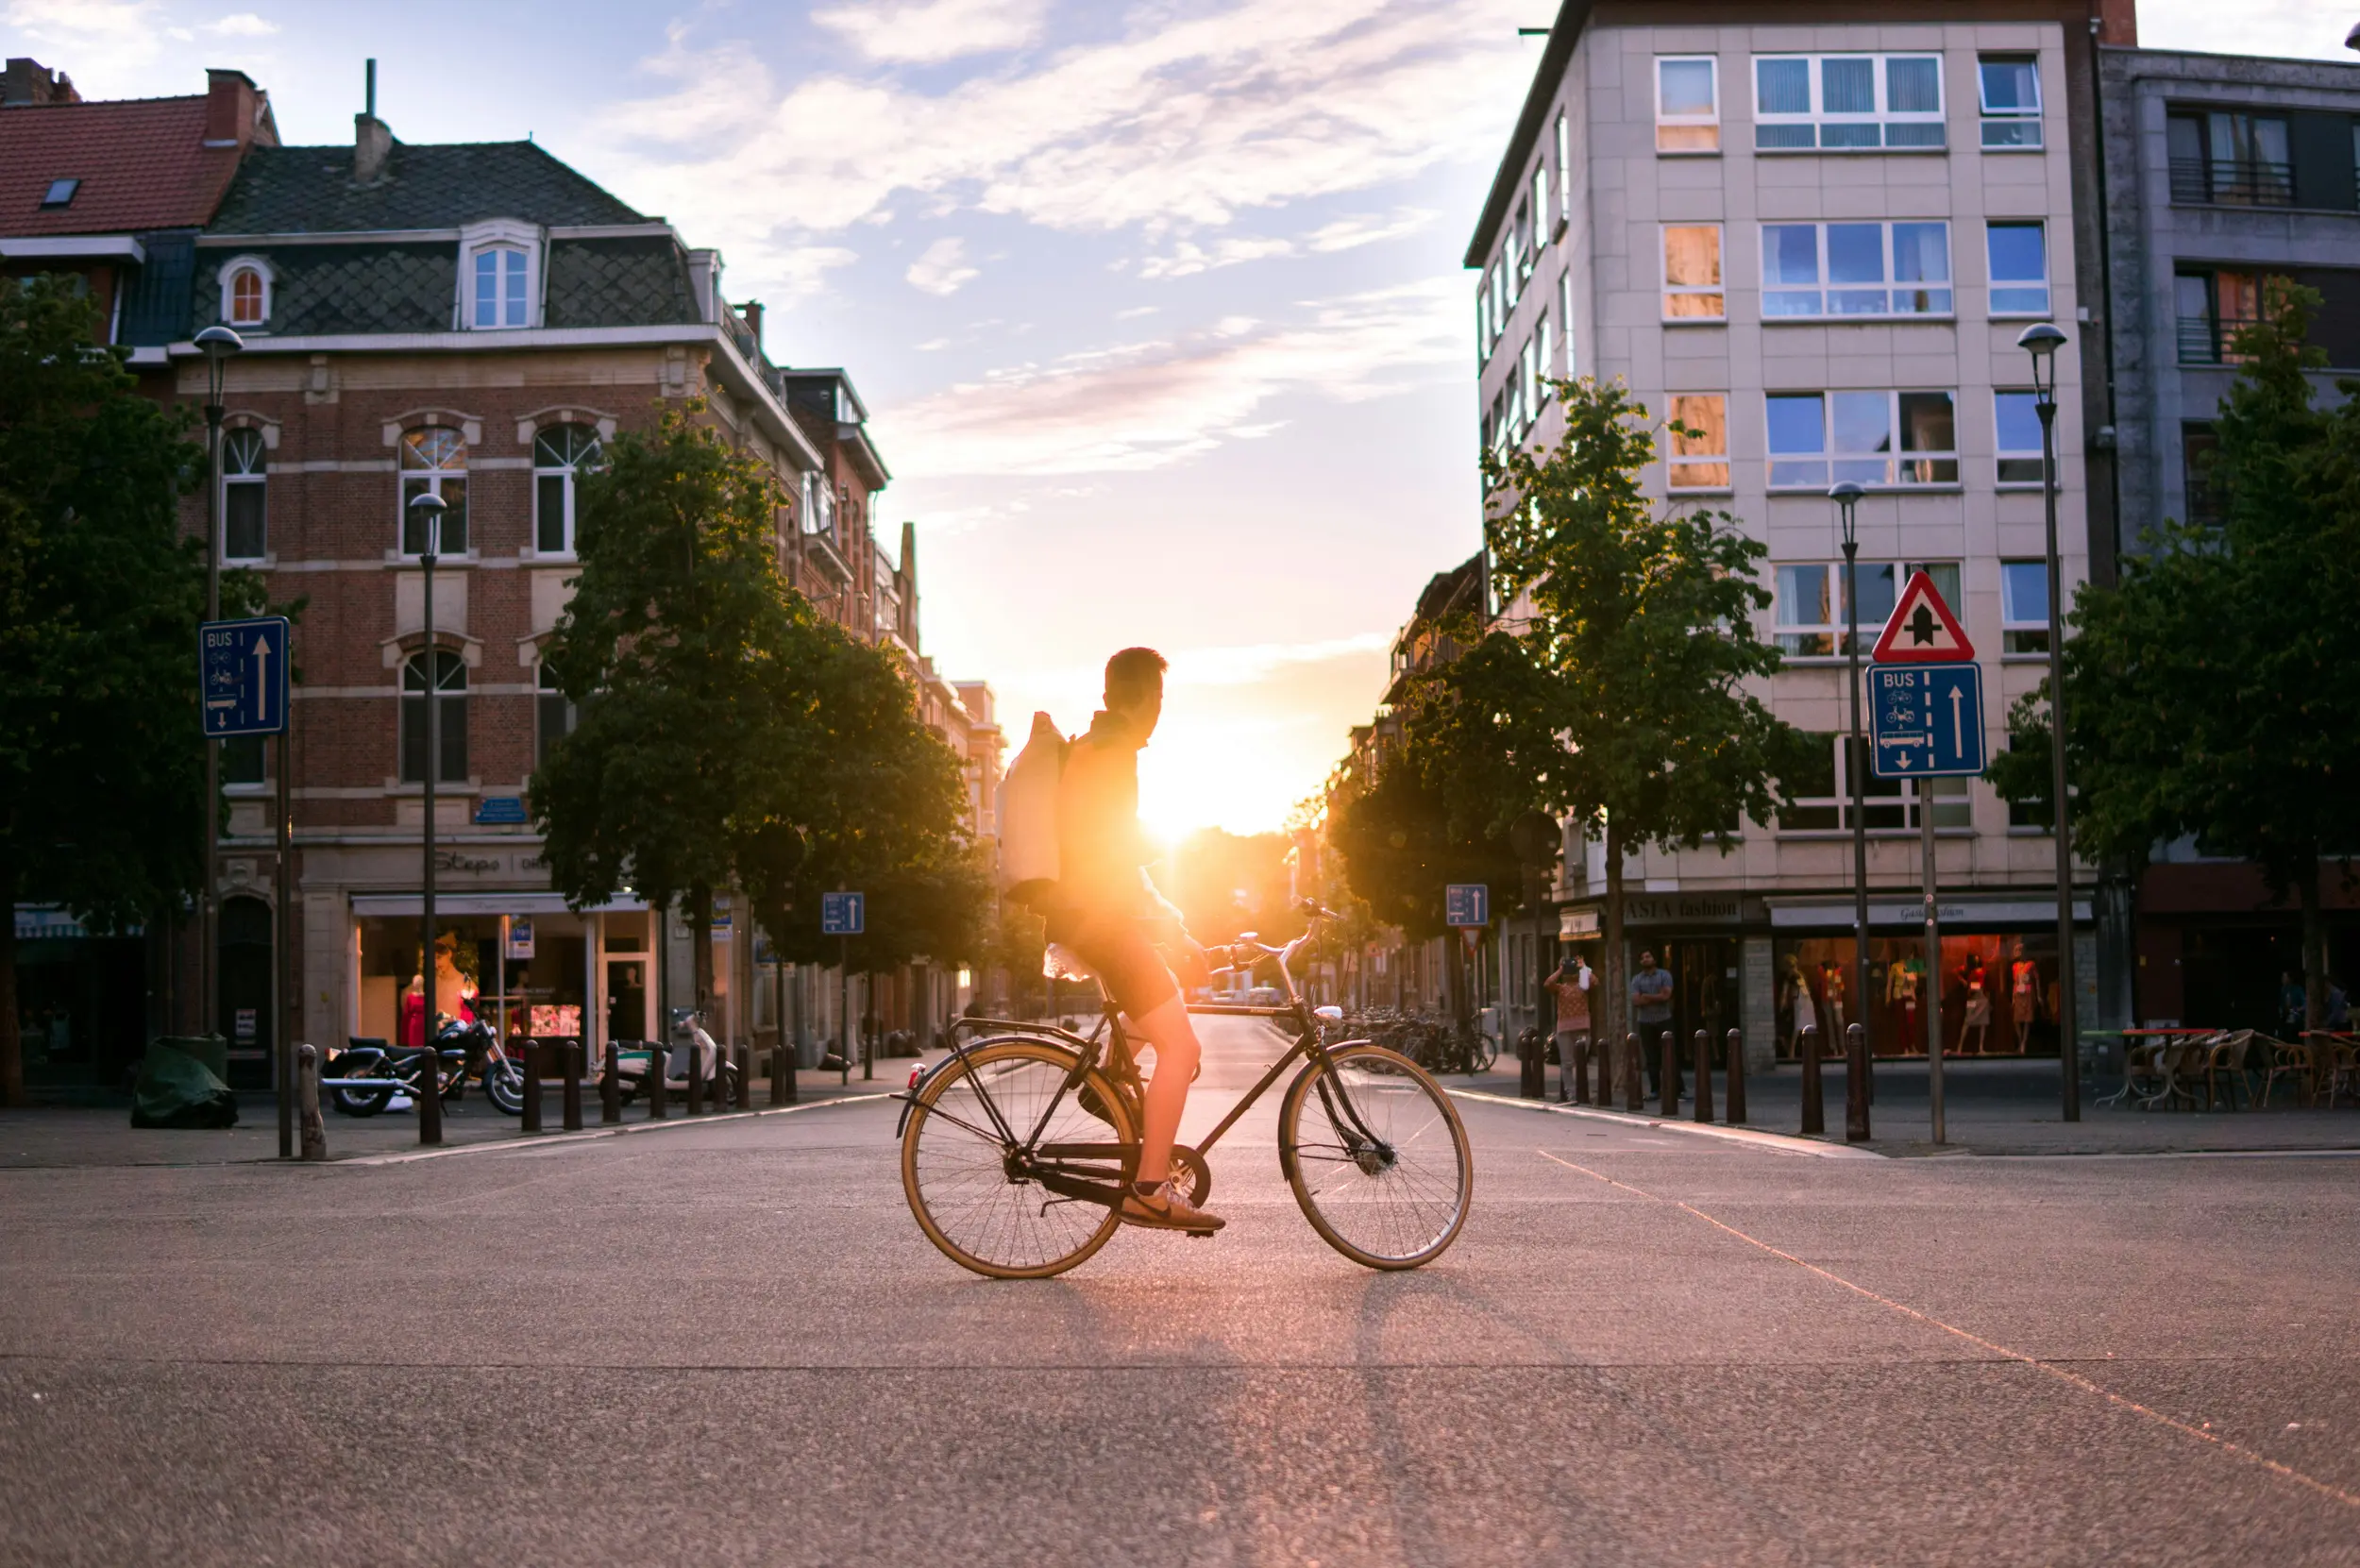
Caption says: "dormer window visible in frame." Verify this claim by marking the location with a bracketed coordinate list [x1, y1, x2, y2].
[458, 220, 540, 330]
[41, 177, 78, 208]
[220, 257, 274, 328]
[473, 246, 526, 328]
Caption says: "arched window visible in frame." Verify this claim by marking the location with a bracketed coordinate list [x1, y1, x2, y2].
[399, 428, 468, 555]
[472, 244, 528, 328]
[399, 651, 468, 784]
[228, 267, 266, 326]
[536, 664, 578, 771]
[223, 428, 267, 561]
[531, 424, 601, 555]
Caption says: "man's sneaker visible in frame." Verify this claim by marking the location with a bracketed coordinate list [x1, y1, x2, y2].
[1120, 1181, 1224, 1234]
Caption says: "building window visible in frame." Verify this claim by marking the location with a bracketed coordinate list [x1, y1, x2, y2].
[1986, 223, 2049, 316]
[221, 734, 266, 786]
[2004, 738, 2051, 829]
[800, 470, 834, 537]
[1490, 261, 1508, 346]
[398, 428, 469, 555]
[1475, 279, 1490, 363]
[535, 665, 577, 772]
[1978, 56, 2042, 147]
[2168, 111, 2293, 207]
[2000, 561, 2049, 654]
[1779, 732, 1907, 831]
[1657, 57, 1719, 152]
[1555, 110, 1573, 224]
[1761, 221, 1951, 318]
[1559, 268, 1576, 377]
[1774, 561, 1960, 658]
[399, 651, 468, 784]
[1753, 54, 1945, 152]
[221, 260, 273, 328]
[531, 424, 600, 556]
[1509, 201, 1532, 293]
[1668, 395, 1729, 491]
[1661, 225, 1724, 320]
[223, 428, 267, 561]
[469, 244, 530, 329]
[1995, 392, 2046, 486]
[2175, 269, 2262, 365]
[1531, 163, 1550, 245]
[1522, 318, 1547, 420]
[41, 177, 78, 208]
[1766, 392, 1958, 489]
[2181, 423, 2220, 526]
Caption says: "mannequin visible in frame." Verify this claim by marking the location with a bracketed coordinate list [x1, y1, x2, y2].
[2010, 938, 2041, 1053]
[1959, 954, 1992, 1055]
[1779, 953, 1816, 1057]
[1817, 958, 1847, 1054]
[1887, 953, 1922, 1052]
[399, 931, 479, 1049]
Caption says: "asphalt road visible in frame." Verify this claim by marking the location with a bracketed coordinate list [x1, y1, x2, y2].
[4, 1016, 2357, 1566]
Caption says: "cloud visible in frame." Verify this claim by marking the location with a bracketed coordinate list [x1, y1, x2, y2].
[2137, 0, 2356, 62]
[880, 277, 1461, 478]
[1167, 632, 1393, 689]
[813, 0, 1050, 64]
[1306, 207, 1439, 253]
[905, 235, 979, 296]
[205, 11, 276, 35]
[4, 0, 164, 64]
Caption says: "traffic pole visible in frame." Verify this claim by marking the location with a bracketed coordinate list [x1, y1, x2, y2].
[1924, 782, 1946, 1145]
[1846, 1022, 1871, 1141]
[276, 722, 295, 1159]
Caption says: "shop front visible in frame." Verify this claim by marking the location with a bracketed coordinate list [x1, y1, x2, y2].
[1556, 893, 1764, 1071]
[10, 905, 151, 1094]
[347, 893, 651, 1050]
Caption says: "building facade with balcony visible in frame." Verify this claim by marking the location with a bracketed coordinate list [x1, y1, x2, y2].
[1470, 0, 2131, 1063]
[2097, 42, 2360, 1029]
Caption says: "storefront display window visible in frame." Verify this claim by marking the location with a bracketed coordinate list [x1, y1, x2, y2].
[1773, 932, 2061, 1057]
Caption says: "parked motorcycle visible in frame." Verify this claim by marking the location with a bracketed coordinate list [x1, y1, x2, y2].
[325, 1018, 477, 1117]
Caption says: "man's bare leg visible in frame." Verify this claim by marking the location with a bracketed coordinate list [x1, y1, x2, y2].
[1126, 992, 1202, 1186]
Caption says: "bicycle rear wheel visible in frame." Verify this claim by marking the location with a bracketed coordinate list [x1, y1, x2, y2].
[902, 1038, 1136, 1279]
[1279, 1043, 1472, 1270]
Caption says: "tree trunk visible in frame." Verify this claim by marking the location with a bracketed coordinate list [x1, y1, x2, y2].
[0, 867, 22, 1106]
[690, 883, 715, 1024]
[1601, 818, 1627, 1047]
[2298, 860, 2327, 1033]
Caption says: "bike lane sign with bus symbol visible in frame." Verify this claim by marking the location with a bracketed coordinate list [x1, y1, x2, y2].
[1868, 662, 1985, 779]
[1445, 884, 1490, 928]
[200, 615, 291, 737]
[821, 891, 865, 936]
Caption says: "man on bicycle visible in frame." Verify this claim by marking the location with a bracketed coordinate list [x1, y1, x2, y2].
[1050, 648, 1223, 1234]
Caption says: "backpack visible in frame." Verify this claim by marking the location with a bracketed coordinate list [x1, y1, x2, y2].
[999, 711, 1067, 910]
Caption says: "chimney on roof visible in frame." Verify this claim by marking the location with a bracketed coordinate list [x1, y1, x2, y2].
[2096, 0, 2137, 45]
[354, 58, 392, 186]
[203, 68, 262, 145]
[742, 299, 764, 349]
[2, 57, 79, 107]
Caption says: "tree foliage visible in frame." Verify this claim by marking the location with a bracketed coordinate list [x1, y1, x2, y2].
[1990, 281, 2360, 1024]
[0, 279, 211, 1103]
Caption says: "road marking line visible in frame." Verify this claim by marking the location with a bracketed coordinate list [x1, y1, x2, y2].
[1535, 1147, 2360, 1512]
[336, 1094, 877, 1167]
[1452, 1087, 1882, 1158]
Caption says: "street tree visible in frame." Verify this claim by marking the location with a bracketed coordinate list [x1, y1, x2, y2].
[1990, 281, 2360, 1027]
[1474, 376, 1810, 1050]
[0, 279, 213, 1104]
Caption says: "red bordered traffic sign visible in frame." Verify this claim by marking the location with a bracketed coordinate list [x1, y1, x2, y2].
[1870, 569, 1976, 663]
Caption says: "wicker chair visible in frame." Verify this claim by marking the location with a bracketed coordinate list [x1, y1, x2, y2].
[2255, 1035, 2317, 1108]
[2198, 1030, 2254, 1111]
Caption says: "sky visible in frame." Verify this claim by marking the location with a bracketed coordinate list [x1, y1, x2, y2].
[8, 0, 2352, 839]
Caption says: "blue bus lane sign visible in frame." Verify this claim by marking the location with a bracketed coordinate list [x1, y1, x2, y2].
[1868, 662, 1985, 779]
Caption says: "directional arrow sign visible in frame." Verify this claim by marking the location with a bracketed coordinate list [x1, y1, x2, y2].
[1444, 884, 1490, 928]
[199, 615, 291, 737]
[821, 890, 866, 936]
[1869, 570, 1975, 664]
[1868, 662, 1985, 779]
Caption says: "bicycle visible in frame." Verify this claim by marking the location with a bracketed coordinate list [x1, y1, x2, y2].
[895, 902, 1475, 1278]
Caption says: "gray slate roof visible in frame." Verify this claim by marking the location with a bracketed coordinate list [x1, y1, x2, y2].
[191, 236, 700, 336]
[211, 140, 647, 234]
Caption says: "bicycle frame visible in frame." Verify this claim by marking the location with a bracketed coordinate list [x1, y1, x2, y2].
[902, 912, 1398, 1207]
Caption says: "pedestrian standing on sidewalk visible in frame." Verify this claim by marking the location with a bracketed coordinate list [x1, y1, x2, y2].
[1631, 950, 1675, 1098]
[1545, 954, 1594, 1102]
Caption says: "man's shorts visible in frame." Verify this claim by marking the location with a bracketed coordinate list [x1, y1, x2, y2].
[1050, 910, 1179, 1018]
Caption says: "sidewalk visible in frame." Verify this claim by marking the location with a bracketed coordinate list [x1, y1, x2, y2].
[0, 1058, 919, 1170]
[1456, 1053, 2360, 1157]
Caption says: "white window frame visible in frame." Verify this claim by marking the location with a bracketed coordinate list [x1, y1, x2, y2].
[1752, 54, 1946, 153]
[531, 423, 601, 558]
[1475, 278, 1491, 364]
[1985, 221, 2050, 317]
[399, 651, 468, 785]
[1660, 224, 1725, 321]
[1656, 56, 1721, 153]
[1760, 221, 1953, 320]
[1559, 268, 1576, 379]
[458, 218, 542, 331]
[222, 427, 268, 563]
[535, 663, 579, 771]
[1774, 560, 1962, 659]
[1999, 560, 2051, 656]
[1667, 394, 1730, 492]
[219, 254, 274, 329]
[1555, 110, 1574, 225]
[1530, 163, 1550, 249]
[398, 427, 470, 557]
[1765, 390, 1959, 491]
[1536, 309, 1555, 396]
[800, 470, 834, 537]
[1977, 54, 2043, 149]
[1509, 201, 1531, 292]
[1994, 391, 2046, 487]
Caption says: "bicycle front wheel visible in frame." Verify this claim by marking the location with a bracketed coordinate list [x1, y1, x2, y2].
[902, 1038, 1136, 1280]
[1279, 1043, 1472, 1270]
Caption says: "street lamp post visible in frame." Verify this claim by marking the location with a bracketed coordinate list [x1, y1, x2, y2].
[2018, 322, 2079, 1122]
[194, 327, 242, 1043]
[408, 490, 448, 1147]
[1829, 481, 1871, 1142]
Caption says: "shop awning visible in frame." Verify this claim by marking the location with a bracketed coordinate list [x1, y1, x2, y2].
[1768, 898, 2091, 930]
[349, 892, 648, 917]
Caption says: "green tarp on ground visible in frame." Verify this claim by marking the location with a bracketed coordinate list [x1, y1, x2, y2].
[130, 1043, 239, 1129]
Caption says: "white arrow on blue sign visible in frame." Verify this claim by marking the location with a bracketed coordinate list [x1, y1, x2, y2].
[1444, 884, 1490, 928]
[821, 891, 866, 936]
[200, 615, 291, 737]
[1868, 662, 1985, 779]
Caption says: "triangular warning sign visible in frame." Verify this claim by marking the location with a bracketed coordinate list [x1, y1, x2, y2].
[1870, 570, 1976, 663]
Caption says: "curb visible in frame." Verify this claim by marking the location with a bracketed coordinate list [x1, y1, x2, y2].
[336, 1092, 880, 1167]
[1446, 1087, 1885, 1159]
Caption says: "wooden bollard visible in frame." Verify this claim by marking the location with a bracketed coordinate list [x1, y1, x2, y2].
[562, 1040, 583, 1131]
[1592, 1031, 1609, 1104]
[685, 1036, 705, 1116]
[647, 1043, 666, 1120]
[296, 1044, 328, 1161]
[1846, 1022, 1871, 1142]
[733, 1044, 750, 1111]
[1660, 1029, 1680, 1117]
[1800, 1024, 1825, 1136]
[1624, 1033, 1644, 1112]
[1693, 1028, 1713, 1123]
[1726, 1027, 1747, 1124]
[522, 1040, 544, 1134]
[601, 1040, 622, 1125]
[769, 1036, 789, 1106]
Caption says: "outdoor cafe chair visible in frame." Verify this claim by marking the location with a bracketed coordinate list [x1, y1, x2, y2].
[2255, 1035, 2318, 1108]
[2198, 1030, 2254, 1112]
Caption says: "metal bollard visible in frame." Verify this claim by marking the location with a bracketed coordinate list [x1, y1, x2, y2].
[769, 1037, 788, 1106]
[296, 1044, 328, 1161]
[562, 1041, 583, 1132]
[1624, 1033, 1644, 1113]
[1660, 1028, 1680, 1117]
[1693, 1028, 1713, 1123]
[647, 1044, 666, 1120]
[601, 1040, 621, 1125]
[522, 1040, 544, 1134]
[737, 1045, 753, 1110]
[1846, 1022, 1872, 1142]
[1799, 1024, 1825, 1136]
[1520, 1028, 1545, 1099]
[1592, 1032, 1609, 1104]
[686, 1037, 705, 1116]
[1725, 1026, 1746, 1125]
[1566, 1034, 1588, 1104]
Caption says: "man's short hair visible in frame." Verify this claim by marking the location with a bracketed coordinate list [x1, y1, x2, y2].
[1104, 647, 1168, 705]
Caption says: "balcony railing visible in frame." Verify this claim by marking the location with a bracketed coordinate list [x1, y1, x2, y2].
[2176, 313, 2260, 365]
[2168, 156, 2294, 208]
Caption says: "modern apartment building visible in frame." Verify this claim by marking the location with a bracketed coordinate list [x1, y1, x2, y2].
[2097, 42, 2360, 1029]
[1469, 1, 2133, 1062]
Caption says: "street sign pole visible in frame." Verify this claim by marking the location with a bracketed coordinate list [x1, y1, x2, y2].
[1923, 774, 1943, 1145]
[277, 725, 294, 1159]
